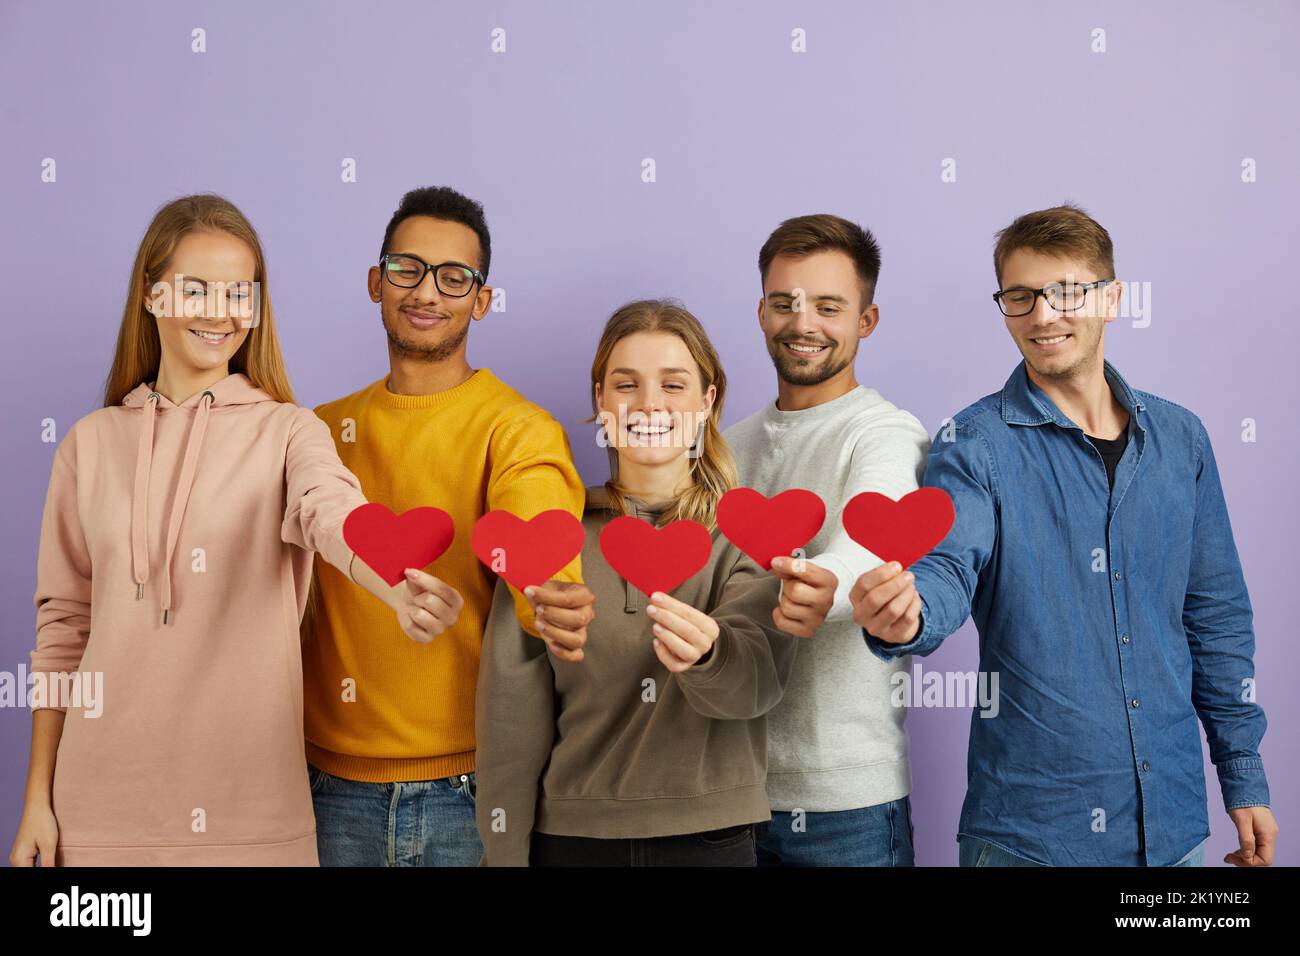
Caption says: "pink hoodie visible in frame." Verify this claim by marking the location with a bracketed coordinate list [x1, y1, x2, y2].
[29, 372, 367, 865]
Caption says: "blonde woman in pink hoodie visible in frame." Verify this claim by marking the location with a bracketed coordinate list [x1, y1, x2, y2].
[8, 194, 462, 866]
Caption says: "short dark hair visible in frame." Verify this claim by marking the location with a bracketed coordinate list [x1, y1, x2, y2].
[993, 203, 1114, 287]
[379, 186, 492, 280]
[758, 213, 882, 307]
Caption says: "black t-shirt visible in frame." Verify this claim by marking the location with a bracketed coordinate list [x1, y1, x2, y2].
[1086, 428, 1130, 489]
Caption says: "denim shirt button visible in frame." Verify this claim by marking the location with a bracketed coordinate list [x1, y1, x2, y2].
[1142, 760, 1151, 772]
[1121, 633, 1130, 644]
[1131, 698, 1140, 708]
[1113, 570, 1122, 581]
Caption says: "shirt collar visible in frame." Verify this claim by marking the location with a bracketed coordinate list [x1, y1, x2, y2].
[999, 358, 1146, 430]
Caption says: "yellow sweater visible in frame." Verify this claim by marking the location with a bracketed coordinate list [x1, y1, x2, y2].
[303, 369, 585, 782]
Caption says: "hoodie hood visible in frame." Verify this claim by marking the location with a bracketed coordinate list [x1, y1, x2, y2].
[583, 484, 674, 519]
[123, 373, 276, 624]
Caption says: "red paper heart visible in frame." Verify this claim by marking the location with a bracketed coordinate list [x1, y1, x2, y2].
[471, 509, 586, 591]
[343, 503, 455, 587]
[841, 488, 956, 569]
[599, 516, 713, 597]
[717, 487, 826, 570]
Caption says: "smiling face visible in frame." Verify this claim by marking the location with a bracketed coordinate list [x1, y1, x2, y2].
[145, 230, 255, 377]
[999, 247, 1121, 382]
[369, 215, 491, 362]
[595, 331, 716, 471]
[759, 249, 875, 386]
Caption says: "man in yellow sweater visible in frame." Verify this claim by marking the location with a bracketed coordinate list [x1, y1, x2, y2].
[303, 186, 595, 866]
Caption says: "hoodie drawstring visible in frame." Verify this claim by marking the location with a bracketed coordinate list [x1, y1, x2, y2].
[131, 392, 161, 600]
[131, 389, 216, 625]
[624, 499, 640, 613]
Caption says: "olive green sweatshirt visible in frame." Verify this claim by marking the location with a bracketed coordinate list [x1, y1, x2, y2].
[475, 485, 799, 865]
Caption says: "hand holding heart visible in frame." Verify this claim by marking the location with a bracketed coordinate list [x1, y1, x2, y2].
[849, 562, 921, 645]
[391, 567, 464, 644]
[769, 556, 838, 638]
[343, 504, 463, 643]
[523, 579, 597, 663]
[646, 590, 721, 673]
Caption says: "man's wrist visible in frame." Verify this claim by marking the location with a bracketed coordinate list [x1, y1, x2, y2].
[863, 608, 925, 657]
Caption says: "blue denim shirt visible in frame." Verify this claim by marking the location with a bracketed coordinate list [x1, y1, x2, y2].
[864, 360, 1269, 866]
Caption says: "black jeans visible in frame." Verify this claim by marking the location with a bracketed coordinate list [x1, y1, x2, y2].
[530, 823, 757, 866]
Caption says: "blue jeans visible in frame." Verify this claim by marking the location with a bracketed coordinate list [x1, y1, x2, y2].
[959, 835, 1208, 868]
[309, 763, 483, 867]
[755, 796, 915, 866]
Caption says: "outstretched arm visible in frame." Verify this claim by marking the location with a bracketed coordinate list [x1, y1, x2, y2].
[856, 418, 997, 659]
[283, 409, 461, 642]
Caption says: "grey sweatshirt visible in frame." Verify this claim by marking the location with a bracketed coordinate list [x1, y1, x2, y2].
[475, 485, 800, 865]
[725, 385, 930, 812]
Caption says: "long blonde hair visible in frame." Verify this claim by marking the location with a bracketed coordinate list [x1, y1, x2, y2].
[584, 299, 737, 531]
[102, 193, 294, 407]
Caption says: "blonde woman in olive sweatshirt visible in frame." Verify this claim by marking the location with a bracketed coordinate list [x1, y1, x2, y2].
[475, 299, 800, 866]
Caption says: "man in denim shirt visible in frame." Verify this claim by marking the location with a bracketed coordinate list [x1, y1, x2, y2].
[850, 205, 1278, 867]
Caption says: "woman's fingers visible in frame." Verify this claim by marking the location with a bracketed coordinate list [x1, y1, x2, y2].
[652, 636, 691, 673]
[646, 603, 708, 655]
[645, 592, 722, 667]
[404, 601, 458, 643]
[395, 569, 463, 643]
[412, 587, 457, 620]
[8, 836, 36, 867]
[649, 591, 713, 634]
[404, 569, 462, 609]
[9, 813, 58, 867]
[401, 607, 437, 643]
[37, 832, 58, 867]
[648, 616, 701, 665]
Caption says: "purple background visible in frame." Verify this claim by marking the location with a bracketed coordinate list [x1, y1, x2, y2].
[2, 0, 1295, 866]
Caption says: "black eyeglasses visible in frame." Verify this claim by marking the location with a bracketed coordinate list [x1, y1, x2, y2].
[379, 253, 485, 297]
[993, 279, 1114, 317]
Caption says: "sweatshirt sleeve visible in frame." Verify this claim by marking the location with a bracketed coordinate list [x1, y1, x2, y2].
[30, 424, 93, 714]
[486, 409, 587, 636]
[281, 408, 368, 576]
[474, 575, 556, 866]
[809, 412, 930, 624]
[674, 547, 799, 720]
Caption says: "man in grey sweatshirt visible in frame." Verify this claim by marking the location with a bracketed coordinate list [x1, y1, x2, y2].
[725, 214, 930, 866]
